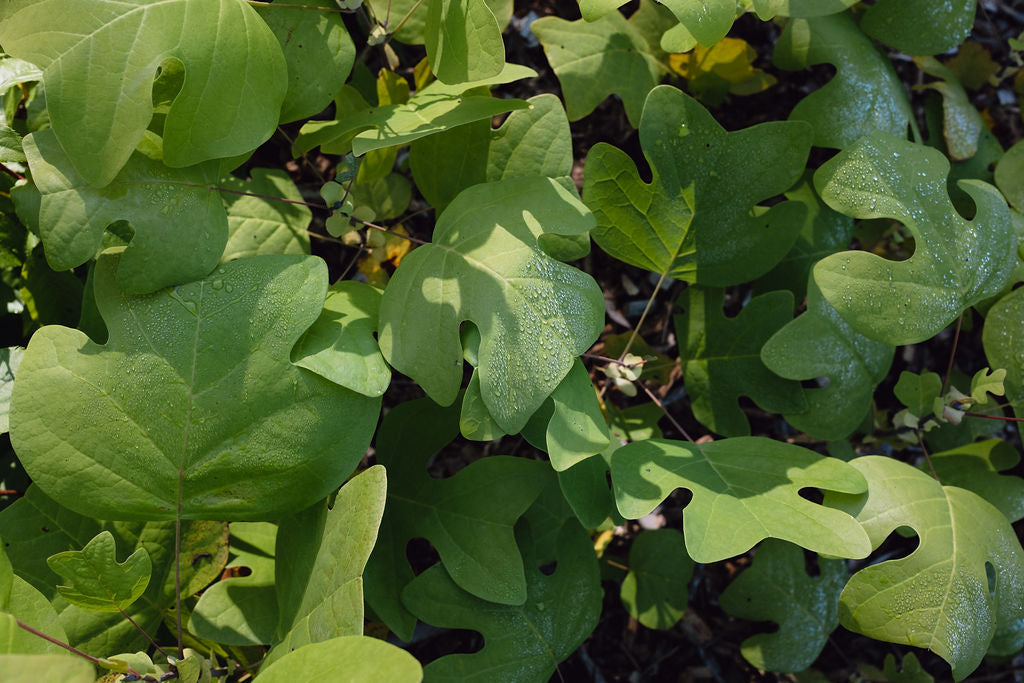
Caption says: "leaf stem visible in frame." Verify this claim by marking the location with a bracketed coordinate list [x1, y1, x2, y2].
[617, 270, 670, 362]
[246, 1, 344, 11]
[915, 431, 940, 482]
[639, 382, 695, 443]
[14, 617, 143, 677]
[963, 411, 1024, 422]
[119, 607, 171, 660]
[0, 161, 25, 181]
[358, 219, 430, 245]
[388, 0, 424, 36]
[581, 352, 648, 367]
[940, 313, 963, 396]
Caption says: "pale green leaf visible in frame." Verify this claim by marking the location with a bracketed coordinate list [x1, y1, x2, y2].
[0, 540, 68, 656]
[0, 347, 23, 434]
[256, 636, 422, 682]
[378, 176, 603, 433]
[264, 466, 386, 666]
[915, 57, 984, 162]
[882, 652, 934, 683]
[676, 286, 806, 437]
[719, 540, 847, 673]
[23, 128, 227, 295]
[751, 0, 857, 18]
[0, 54, 42, 91]
[543, 359, 610, 471]
[46, 531, 150, 612]
[982, 287, 1024, 417]
[658, 0, 735, 47]
[350, 172, 411, 221]
[773, 12, 915, 150]
[426, 0, 503, 84]
[929, 440, 1024, 523]
[583, 85, 811, 285]
[813, 132, 1015, 345]
[620, 528, 692, 630]
[9, 251, 380, 521]
[826, 456, 1024, 680]
[994, 140, 1024, 211]
[402, 520, 601, 682]
[861, 0, 976, 56]
[221, 169, 311, 262]
[0, 0, 287, 187]
[0, 654, 94, 683]
[611, 437, 871, 563]
[577, 0, 627, 21]
[970, 367, 1005, 405]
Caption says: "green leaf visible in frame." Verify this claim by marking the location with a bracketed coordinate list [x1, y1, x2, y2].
[882, 652, 935, 683]
[915, 57, 986, 162]
[982, 287, 1024, 417]
[294, 64, 534, 157]
[826, 456, 1024, 680]
[861, 0, 976, 56]
[0, 0, 287, 187]
[189, 522, 278, 646]
[257, 0, 354, 124]
[378, 176, 603, 433]
[0, 347, 23, 435]
[221, 169, 311, 262]
[675, 286, 806, 437]
[255, 635, 423, 683]
[620, 528, 692, 630]
[264, 465, 387, 666]
[813, 132, 1015, 345]
[969, 367, 1005, 405]
[659, 0, 735, 48]
[583, 85, 811, 285]
[425, 0, 504, 84]
[0, 540, 68, 656]
[9, 251, 380, 520]
[363, 398, 548, 639]
[719, 540, 847, 672]
[751, 0, 858, 18]
[995, 140, 1024, 211]
[0, 125, 24, 164]
[894, 370, 943, 417]
[542, 359, 610, 471]
[773, 12, 916, 150]
[350, 173, 411, 221]
[0, 654, 94, 683]
[45, 531, 150, 612]
[532, 10, 666, 126]
[0, 54, 42, 91]
[23, 128, 227, 295]
[929, 440, 1024, 523]
[611, 437, 871, 563]
[402, 520, 601, 682]
[762, 277, 893, 441]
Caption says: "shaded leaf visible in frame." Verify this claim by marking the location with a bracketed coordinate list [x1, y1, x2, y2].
[255, 635, 422, 683]
[620, 528, 692, 630]
[221, 169, 311, 262]
[929, 440, 1024, 523]
[751, 0, 858, 18]
[611, 437, 871, 562]
[995, 139, 1024, 211]
[945, 42, 1000, 91]
[0, 347, 23, 434]
[915, 57, 984, 161]
[894, 371, 942, 418]
[669, 37, 776, 105]
[861, 0, 976, 56]
[813, 132, 1015, 345]
[0, 654, 94, 683]
[46, 531, 150, 612]
[1, 540, 68, 656]
[426, 0, 504, 84]
[882, 652, 934, 683]
[982, 287, 1024, 417]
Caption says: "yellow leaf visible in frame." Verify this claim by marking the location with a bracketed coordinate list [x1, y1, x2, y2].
[668, 37, 776, 105]
[944, 41, 1000, 91]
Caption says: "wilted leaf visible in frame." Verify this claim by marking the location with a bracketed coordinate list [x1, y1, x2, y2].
[945, 42, 1000, 91]
[620, 528, 692, 629]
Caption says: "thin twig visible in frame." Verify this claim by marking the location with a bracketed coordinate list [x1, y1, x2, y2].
[639, 382, 695, 443]
[359, 219, 430, 245]
[581, 352, 648, 367]
[388, 0, 425, 36]
[119, 607, 171, 660]
[916, 431, 940, 481]
[618, 269, 670, 362]
[964, 411, 1024, 423]
[940, 314, 963, 396]
[0, 161, 25, 181]
[15, 618, 141, 676]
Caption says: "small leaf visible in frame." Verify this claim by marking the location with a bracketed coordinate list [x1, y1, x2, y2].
[969, 367, 1005, 405]
[944, 42, 1000, 91]
[221, 169, 312, 262]
[612, 437, 871, 562]
[915, 57, 985, 161]
[882, 652, 934, 683]
[894, 370, 943, 418]
[255, 636, 422, 683]
[669, 37, 776, 105]
[719, 540, 847, 673]
[860, 0, 976, 56]
[620, 528, 692, 630]
[46, 531, 150, 612]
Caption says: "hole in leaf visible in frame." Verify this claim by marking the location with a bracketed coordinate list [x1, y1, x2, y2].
[669, 487, 694, 509]
[407, 628, 483, 667]
[986, 561, 996, 594]
[802, 548, 821, 577]
[406, 537, 440, 576]
[538, 561, 557, 576]
[797, 487, 823, 504]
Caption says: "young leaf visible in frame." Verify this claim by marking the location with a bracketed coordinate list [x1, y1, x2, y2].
[915, 57, 985, 161]
[826, 456, 1024, 680]
[893, 370, 943, 419]
[860, 0, 976, 56]
[982, 287, 1024, 417]
[45, 530, 150, 612]
[719, 540, 847, 673]
[813, 132, 1015, 345]
[620, 528, 693, 630]
[583, 85, 811, 286]
[969, 367, 1005, 405]
[378, 176, 603, 433]
[676, 286, 806, 437]
[23, 128, 227, 295]
[425, 0, 504, 84]
[256, 635, 423, 683]
[611, 437, 871, 563]
[762, 277, 894, 441]
[531, 10, 666, 126]
[773, 12, 916, 150]
[221, 169, 312, 261]
[9, 251, 380, 520]
[402, 520, 601, 682]
[0, 0, 287, 187]
[263, 465, 387, 666]
[929, 440, 1024, 523]
[0, 347, 23, 435]
[0, 654, 94, 683]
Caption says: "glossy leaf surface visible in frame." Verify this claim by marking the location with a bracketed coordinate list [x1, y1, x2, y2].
[982, 287, 1024, 417]
[861, 0, 976, 56]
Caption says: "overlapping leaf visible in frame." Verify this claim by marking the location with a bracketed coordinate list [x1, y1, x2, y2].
[751, 0, 858, 18]
[378, 176, 603, 432]
[425, 0, 504, 84]
[915, 58, 985, 162]
[1, 541, 68, 656]
[10, 251, 380, 520]
[611, 437, 871, 563]
[0, 654, 94, 683]
[256, 636, 423, 683]
[813, 132, 1015, 345]
[762, 278, 894, 441]
[861, 0, 976, 56]
[928, 440, 1024, 523]
[0, 347, 23, 434]
[584, 85, 811, 286]
[221, 169, 311, 262]
[0, 0, 287, 186]
[23, 128, 227, 295]
[982, 287, 1024, 417]
[720, 539, 847, 672]
[773, 12, 916, 150]
[825, 456, 1024, 679]
[620, 528, 692, 630]
[675, 286, 806, 437]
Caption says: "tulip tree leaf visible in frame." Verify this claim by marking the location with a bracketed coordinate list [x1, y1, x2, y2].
[994, 141, 1024, 211]
[0, 654, 94, 683]
[861, 0, 976, 56]
[9, 251, 381, 521]
[45, 531, 150, 612]
[929, 440, 1024, 524]
[0, 542, 68, 656]
[0, 347, 23, 435]
[813, 132, 1015, 346]
[532, 10, 666, 126]
[264, 466, 387, 667]
[0, 0, 287, 187]
[292, 281, 390, 398]
[773, 12, 915, 150]
[894, 370, 943, 418]
[675, 286, 806, 437]
[751, 0, 857, 18]
[915, 57, 984, 162]
[761, 277, 894, 441]
[658, 0, 735, 48]
[293, 64, 534, 157]
[620, 528, 693, 630]
[378, 176, 603, 433]
[23, 128, 227, 295]
[825, 456, 1024, 679]
[583, 85, 811, 286]
[221, 169, 311, 262]
[402, 520, 601, 682]
[543, 360, 610, 471]
[981, 287, 1024, 418]
[189, 522, 278, 646]
[611, 437, 872, 563]
[425, 0, 504, 85]
[363, 398, 549, 640]
[256, 635, 423, 683]
[719, 539, 848, 673]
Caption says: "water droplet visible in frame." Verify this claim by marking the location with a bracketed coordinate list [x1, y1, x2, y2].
[225, 284, 234, 293]
[211, 279, 224, 290]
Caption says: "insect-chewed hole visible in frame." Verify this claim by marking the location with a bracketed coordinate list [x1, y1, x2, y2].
[537, 561, 557, 576]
